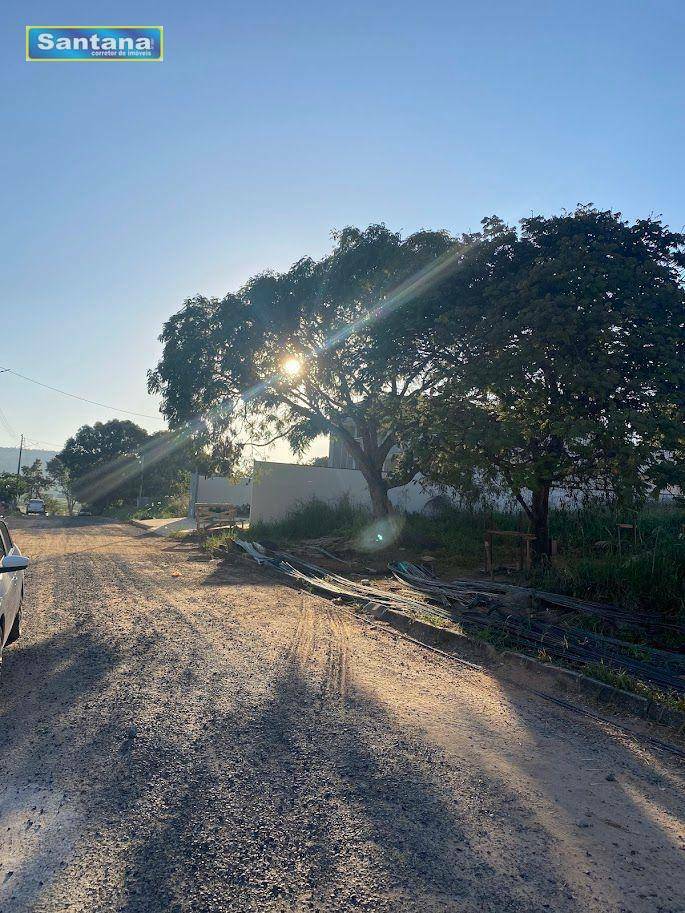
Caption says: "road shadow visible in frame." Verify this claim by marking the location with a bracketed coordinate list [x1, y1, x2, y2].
[2, 539, 683, 913]
[105, 660, 585, 913]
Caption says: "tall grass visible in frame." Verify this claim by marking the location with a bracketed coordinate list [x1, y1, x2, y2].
[538, 501, 685, 619]
[249, 495, 370, 543]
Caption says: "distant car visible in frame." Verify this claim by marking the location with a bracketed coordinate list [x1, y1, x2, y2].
[77, 507, 92, 517]
[25, 499, 46, 515]
[0, 520, 29, 671]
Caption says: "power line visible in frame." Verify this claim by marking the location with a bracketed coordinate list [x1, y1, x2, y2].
[0, 404, 17, 440]
[24, 437, 65, 450]
[0, 366, 165, 422]
[0, 428, 64, 451]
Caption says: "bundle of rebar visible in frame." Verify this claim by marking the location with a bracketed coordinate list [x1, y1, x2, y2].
[391, 562, 685, 695]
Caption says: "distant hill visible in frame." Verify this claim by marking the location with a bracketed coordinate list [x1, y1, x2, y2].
[0, 446, 58, 475]
[0, 446, 61, 500]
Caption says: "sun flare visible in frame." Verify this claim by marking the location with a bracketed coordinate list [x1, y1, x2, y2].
[282, 356, 303, 377]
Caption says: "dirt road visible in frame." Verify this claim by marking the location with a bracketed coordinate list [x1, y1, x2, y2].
[0, 519, 683, 912]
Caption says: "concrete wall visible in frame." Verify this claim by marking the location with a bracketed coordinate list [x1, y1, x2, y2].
[192, 462, 682, 525]
[192, 475, 252, 517]
[249, 460, 442, 524]
[249, 461, 370, 523]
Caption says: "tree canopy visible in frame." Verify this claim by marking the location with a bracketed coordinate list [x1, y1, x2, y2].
[149, 224, 464, 516]
[149, 209, 685, 543]
[0, 472, 26, 507]
[21, 458, 51, 499]
[47, 456, 77, 516]
[54, 419, 192, 513]
[403, 207, 685, 554]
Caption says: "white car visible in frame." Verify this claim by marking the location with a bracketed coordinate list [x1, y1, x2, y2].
[0, 520, 29, 671]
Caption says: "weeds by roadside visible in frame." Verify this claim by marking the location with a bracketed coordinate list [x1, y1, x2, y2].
[581, 661, 685, 714]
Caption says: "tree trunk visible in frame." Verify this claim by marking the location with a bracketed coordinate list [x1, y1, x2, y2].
[530, 483, 551, 558]
[333, 423, 393, 519]
[361, 469, 392, 518]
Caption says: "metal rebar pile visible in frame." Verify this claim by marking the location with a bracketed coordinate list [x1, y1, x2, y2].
[391, 562, 685, 695]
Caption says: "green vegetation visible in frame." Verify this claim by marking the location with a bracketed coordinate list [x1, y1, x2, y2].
[21, 458, 51, 498]
[149, 225, 464, 518]
[53, 419, 192, 514]
[204, 530, 238, 550]
[0, 472, 27, 506]
[581, 662, 685, 714]
[101, 489, 189, 522]
[400, 208, 685, 556]
[249, 495, 371, 543]
[151, 210, 685, 536]
[536, 503, 685, 620]
[47, 456, 77, 516]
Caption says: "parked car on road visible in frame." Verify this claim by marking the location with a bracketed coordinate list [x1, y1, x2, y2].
[26, 498, 46, 515]
[0, 520, 29, 671]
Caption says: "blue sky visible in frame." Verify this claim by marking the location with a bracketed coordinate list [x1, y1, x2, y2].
[1, 0, 684, 458]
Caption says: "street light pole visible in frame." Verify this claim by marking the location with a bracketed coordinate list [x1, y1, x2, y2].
[138, 452, 145, 505]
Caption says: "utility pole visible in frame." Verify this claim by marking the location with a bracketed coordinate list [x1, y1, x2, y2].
[15, 433, 23, 507]
[16, 433, 23, 479]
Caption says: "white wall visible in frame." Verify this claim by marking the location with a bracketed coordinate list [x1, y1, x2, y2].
[194, 462, 681, 526]
[250, 461, 370, 523]
[249, 461, 443, 523]
[195, 476, 252, 509]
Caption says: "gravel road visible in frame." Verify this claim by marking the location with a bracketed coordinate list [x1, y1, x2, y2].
[0, 518, 683, 913]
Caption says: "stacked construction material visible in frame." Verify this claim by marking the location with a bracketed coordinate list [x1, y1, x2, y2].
[391, 562, 685, 696]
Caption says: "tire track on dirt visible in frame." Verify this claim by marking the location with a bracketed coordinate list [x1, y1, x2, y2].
[322, 603, 351, 701]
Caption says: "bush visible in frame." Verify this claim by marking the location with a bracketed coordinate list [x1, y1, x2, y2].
[399, 506, 520, 563]
[249, 496, 370, 542]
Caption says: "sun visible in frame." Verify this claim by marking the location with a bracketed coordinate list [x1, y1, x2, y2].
[282, 356, 303, 377]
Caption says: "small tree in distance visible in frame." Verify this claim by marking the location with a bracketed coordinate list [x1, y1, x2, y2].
[53, 420, 195, 514]
[47, 456, 77, 516]
[0, 472, 27, 509]
[21, 459, 51, 499]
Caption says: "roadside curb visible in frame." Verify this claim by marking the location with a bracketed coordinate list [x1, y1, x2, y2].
[128, 519, 150, 530]
[372, 606, 685, 735]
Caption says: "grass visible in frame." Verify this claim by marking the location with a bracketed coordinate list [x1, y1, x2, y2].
[540, 502, 685, 618]
[581, 661, 685, 714]
[204, 530, 238, 550]
[100, 494, 190, 522]
[248, 495, 371, 543]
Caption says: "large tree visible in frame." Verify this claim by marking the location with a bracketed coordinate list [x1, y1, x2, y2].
[149, 224, 465, 516]
[55, 420, 195, 513]
[56, 420, 150, 511]
[405, 207, 685, 556]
